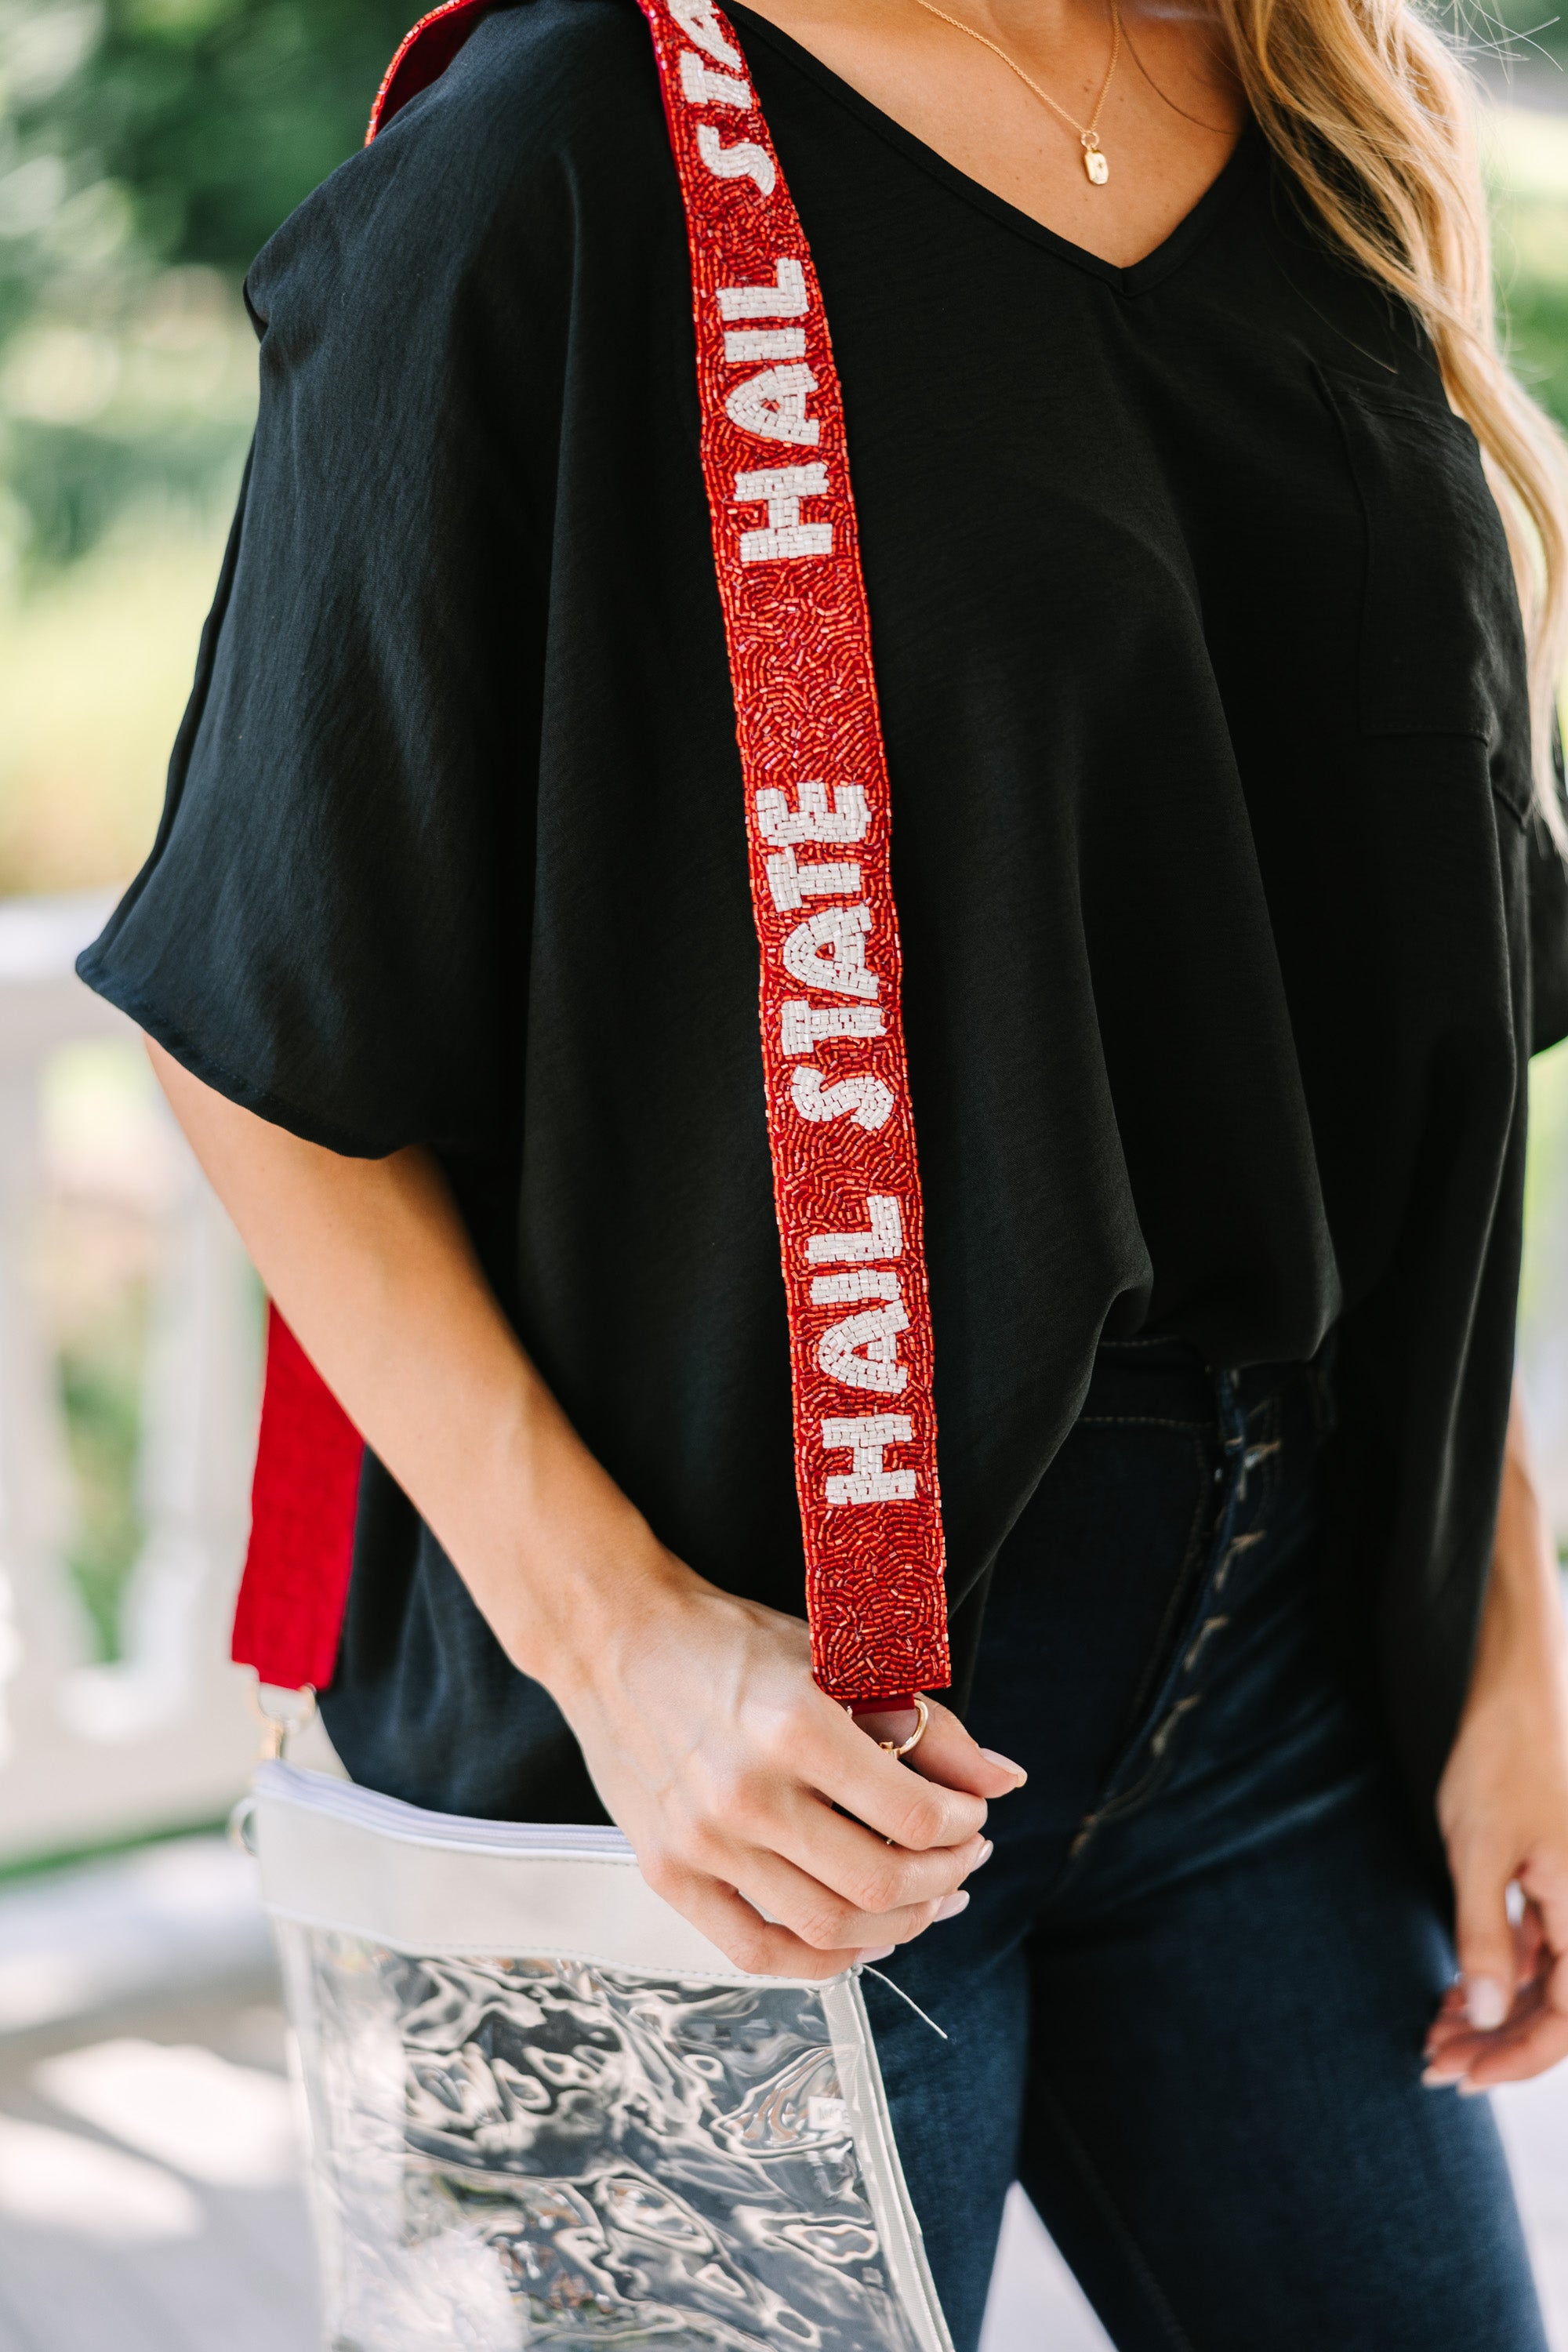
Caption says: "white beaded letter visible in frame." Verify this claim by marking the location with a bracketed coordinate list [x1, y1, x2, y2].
[718, 259, 808, 318]
[809, 1269, 902, 1305]
[766, 844, 861, 911]
[668, 0, 744, 68]
[679, 49, 750, 104]
[781, 903, 879, 999]
[818, 1304, 910, 1394]
[725, 327, 806, 361]
[806, 1195, 904, 1264]
[780, 1002, 884, 1055]
[822, 1414, 916, 1504]
[755, 779, 870, 844]
[697, 123, 775, 195]
[726, 365, 819, 448]
[790, 1066, 894, 1131]
[733, 465, 832, 561]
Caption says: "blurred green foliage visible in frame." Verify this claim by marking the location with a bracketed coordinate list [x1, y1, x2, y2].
[9, 0, 415, 279]
[1507, 274, 1568, 416]
[0, 0, 414, 573]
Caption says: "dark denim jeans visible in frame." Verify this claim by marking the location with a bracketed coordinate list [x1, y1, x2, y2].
[867, 1339, 1547, 2352]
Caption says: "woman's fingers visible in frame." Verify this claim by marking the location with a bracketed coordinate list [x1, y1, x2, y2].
[640, 1807, 983, 1977]
[856, 1697, 1028, 1802]
[719, 1839, 971, 1956]
[1428, 1958, 1568, 2089]
[761, 1792, 992, 1917]
[1461, 2016, 1568, 2089]
[1426, 1888, 1568, 2088]
[783, 1693, 991, 1849]
[650, 1862, 874, 1981]
[1424, 1974, 1477, 2062]
[1424, 1835, 1523, 2083]
[806, 1693, 1024, 1840]
[1449, 1835, 1521, 2033]
[1516, 1899, 1549, 1990]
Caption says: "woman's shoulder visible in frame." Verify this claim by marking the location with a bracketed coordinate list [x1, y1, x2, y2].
[380, 0, 663, 165]
[247, 0, 667, 325]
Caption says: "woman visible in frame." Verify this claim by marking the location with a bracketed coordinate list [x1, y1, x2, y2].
[80, 0, 1568, 2336]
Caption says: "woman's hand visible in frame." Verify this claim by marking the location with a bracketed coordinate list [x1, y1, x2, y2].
[1428, 1381, 1568, 2090]
[539, 1531, 1023, 1980]
[143, 1044, 1023, 1981]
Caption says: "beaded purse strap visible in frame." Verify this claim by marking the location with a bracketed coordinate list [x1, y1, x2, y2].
[231, 0, 950, 1712]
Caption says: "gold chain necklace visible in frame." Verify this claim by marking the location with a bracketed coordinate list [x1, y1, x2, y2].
[906, 0, 1121, 183]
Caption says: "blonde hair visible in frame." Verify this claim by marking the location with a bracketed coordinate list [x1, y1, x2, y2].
[1213, 0, 1568, 842]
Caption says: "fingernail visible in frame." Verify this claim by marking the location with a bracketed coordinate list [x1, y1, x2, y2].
[1465, 1977, 1509, 2031]
[935, 1890, 970, 1922]
[1457, 2078, 1486, 2098]
[980, 1749, 1027, 1785]
[975, 1838, 994, 1866]
[858, 1945, 895, 1963]
[1422, 2064, 1462, 2088]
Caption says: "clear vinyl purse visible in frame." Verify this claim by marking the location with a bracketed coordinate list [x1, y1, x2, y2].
[241, 1759, 951, 2352]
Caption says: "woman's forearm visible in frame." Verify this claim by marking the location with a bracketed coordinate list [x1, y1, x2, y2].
[146, 1039, 671, 1697]
[147, 1037, 1012, 1978]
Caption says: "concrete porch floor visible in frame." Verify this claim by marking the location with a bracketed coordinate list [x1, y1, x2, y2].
[0, 1835, 1561, 2352]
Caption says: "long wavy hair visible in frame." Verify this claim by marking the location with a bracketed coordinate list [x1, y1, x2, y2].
[1215, 0, 1568, 840]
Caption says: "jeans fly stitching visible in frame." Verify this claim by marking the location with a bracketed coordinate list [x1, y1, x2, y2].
[1062, 1385, 1291, 1869]
[1057, 1430, 1223, 1870]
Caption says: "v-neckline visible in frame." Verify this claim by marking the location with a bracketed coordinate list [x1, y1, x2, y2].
[725, 0, 1265, 295]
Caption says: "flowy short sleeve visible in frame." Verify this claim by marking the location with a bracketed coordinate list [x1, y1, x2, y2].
[78, 15, 564, 1156]
[1530, 747, 1568, 1058]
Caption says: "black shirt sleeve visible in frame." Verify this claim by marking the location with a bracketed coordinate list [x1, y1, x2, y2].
[77, 9, 561, 1157]
[1530, 730, 1568, 1058]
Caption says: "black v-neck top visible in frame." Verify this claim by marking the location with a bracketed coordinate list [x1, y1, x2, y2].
[79, 0, 1568, 1833]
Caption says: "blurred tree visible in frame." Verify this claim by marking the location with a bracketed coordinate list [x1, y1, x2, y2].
[29, 0, 417, 274]
[0, 0, 415, 572]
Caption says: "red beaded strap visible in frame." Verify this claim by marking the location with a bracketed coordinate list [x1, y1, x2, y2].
[631, 0, 949, 1704]
[230, 0, 949, 1710]
[368, 0, 489, 133]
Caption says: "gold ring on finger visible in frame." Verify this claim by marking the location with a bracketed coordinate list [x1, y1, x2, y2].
[878, 1695, 930, 1759]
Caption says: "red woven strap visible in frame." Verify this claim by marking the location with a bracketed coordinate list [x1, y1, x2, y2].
[231, 1306, 361, 1690]
[231, 0, 949, 1708]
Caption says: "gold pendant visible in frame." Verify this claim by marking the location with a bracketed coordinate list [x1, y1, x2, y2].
[1083, 144, 1109, 184]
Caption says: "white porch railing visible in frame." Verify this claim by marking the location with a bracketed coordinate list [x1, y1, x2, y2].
[0, 890, 1563, 1871]
[0, 892, 266, 1865]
